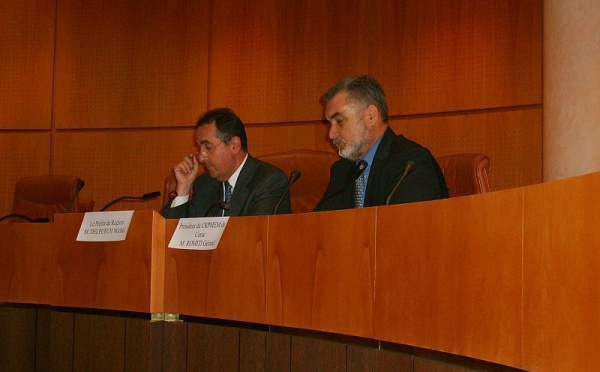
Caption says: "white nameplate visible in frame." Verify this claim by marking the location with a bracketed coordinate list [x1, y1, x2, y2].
[168, 217, 230, 250]
[76, 211, 134, 242]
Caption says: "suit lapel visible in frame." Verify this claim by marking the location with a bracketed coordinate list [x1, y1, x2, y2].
[364, 128, 395, 207]
[228, 155, 258, 216]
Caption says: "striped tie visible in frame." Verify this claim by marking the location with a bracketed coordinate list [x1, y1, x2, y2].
[224, 181, 233, 203]
[223, 181, 232, 216]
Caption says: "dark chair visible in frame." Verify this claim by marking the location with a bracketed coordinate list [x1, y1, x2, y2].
[435, 153, 491, 197]
[4, 175, 93, 222]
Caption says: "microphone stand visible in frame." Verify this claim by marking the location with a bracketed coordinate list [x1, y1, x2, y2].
[100, 191, 161, 211]
[272, 170, 301, 214]
[313, 160, 368, 212]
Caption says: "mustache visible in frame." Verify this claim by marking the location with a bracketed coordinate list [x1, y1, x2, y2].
[333, 138, 346, 148]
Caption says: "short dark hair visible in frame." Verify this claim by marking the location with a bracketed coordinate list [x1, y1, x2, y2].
[323, 75, 389, 123]
[196, 108, 248, 151]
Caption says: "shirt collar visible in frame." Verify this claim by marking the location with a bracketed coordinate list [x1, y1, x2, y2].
[360, 134, 383, 167]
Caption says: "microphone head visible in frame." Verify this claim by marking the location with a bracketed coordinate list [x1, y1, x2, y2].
[218, 201, 231, 210]
[142, 191, 161, 200]
[290, 170, 302, 183]
[357, 160, 368, 171]
[76, 179, 85, 192]
[168, 191, 178, 199]
[405, 161, 415, 175]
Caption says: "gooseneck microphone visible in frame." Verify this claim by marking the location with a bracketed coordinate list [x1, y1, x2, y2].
[160, 191, 179, 218]
[167, 191, 178, 205]
[272, 170, 301, 214]
[204, 200, 230, 217]
[385, 161, 415, 205]
[100, 191, 161, 211]
[65, 179, 86, 213]
[312, 160, 368, 212]
[0, 214, 42, 223]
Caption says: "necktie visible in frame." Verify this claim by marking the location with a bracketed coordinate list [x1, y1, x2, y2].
[224, 181, 233, 203]
[223, 181, 232, 216]
[354, 169, 366, 208]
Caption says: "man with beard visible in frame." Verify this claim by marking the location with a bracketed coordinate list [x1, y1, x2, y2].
[314, 75, 449, 212]
[162, 108, 291, 218]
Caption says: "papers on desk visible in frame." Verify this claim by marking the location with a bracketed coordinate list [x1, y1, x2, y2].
[168, 217, 229, 250]
[76, 211, 134, 241]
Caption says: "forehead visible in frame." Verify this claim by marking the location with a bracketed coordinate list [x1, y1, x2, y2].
[325, 91, 363, 120]
[326, 91, 348, 116]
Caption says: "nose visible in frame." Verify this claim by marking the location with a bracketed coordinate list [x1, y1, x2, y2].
[328, 124, 338, 140]
[197, 151, 208, 162]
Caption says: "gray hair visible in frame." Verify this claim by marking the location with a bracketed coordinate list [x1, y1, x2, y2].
[323, 75, 389, 123]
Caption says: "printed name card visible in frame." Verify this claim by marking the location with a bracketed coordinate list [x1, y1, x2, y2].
[76, 211, 134, 242]
[168, 217, 230, 250]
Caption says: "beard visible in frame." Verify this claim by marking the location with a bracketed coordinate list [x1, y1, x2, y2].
[334, 138, 363, 160]
[333, 123, 372, 161]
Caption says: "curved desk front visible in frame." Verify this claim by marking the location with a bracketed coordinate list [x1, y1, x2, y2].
[2, 171, 600, 371]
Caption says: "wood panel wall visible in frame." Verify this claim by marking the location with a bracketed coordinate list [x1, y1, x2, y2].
[0, 0, 542, 216]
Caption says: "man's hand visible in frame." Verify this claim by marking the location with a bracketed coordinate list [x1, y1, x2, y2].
[173, 153, 199, 196]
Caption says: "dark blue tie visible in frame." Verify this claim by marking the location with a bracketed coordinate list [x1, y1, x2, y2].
[224, 181, 233, 203]
[223, 181, 232, 216]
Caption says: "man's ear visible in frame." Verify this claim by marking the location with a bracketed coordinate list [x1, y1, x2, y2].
[229, 136, 242, 154]
[365, 104, 379, 125]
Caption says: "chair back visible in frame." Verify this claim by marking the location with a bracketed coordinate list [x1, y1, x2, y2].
[10, 175, 90, 222]
[435, 153, 491, 197]
[259, 149, 339, 213]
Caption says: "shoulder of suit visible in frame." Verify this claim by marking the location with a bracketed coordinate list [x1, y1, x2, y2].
[251, 157, 288, 178]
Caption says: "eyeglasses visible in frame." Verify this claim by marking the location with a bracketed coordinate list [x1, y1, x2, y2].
[195, 140, 226, 156]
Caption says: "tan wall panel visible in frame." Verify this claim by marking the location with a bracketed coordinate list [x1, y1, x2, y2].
[245, 121, 335, 157]
[0, 133, 51, 216]
[53, 0, 209, 129]
[523, 172, 600, 372]
[209, 0, 370, 123]
[375, 190, 524, 368]
[544, 0, 600, 180]
[390, 107, 543, 191]
[371, 0, 542, 115]
[0, 0, 54, 129]
[52, 129, 194, 212]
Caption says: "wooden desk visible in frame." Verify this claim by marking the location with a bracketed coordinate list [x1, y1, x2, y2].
[0, 222, 56, 305]
[2, 172, 600, 371]
[164, 215, 268, 323]
[51, 211, 165, 313]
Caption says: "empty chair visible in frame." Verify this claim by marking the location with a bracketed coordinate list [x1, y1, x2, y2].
[435, 153, 491, 197]
[5, 175, 92, 222]
[258, 149, 340, 213]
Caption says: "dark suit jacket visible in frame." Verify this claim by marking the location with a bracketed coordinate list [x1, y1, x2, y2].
[162, 155, 291, 218]
[315, 127, 449, 211]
